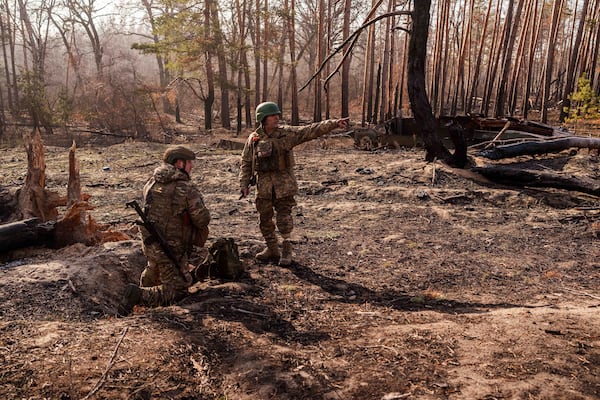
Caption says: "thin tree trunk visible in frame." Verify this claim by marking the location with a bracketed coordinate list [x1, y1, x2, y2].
[560, 0, 590, 121]
[314, 0, 324, 122]
[373, 63, 381, 125]
[325, 0, 331, 119]
[523, 0, 541, 119]
[541, 0, 565, 123]
[495, 0, 525, 117]
[362, 0, 379, 125]
[466, 0, 493, 113]
[209, 0, 230, 129]
[341, 0, 351, 118]
[508, 0, 533, 115]
[0, 11, 13, 112]
[481, 0, 503, 115]
[287, 0, 299, 124]
[589, 0, 600, 91]
[438, 0, 451, 116]
[235, 0, 246, 133]
[251, 0, 261, 107]
[204, 0, 215, 130]
[262, 0, 268, 102]
[379, 0, 393, 122]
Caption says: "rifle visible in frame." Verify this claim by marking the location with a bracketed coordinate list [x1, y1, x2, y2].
[239, 137, 258, 199]
[126, 200, 186, 278]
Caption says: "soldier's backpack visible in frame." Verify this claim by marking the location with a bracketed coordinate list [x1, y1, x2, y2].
[207, 237, 243, 280]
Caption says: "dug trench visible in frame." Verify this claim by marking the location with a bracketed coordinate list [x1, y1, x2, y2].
[0, 137, 599, 399]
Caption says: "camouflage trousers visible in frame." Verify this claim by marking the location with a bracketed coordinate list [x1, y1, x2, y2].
[139, 247, 192, 307]
[255, 195, 297, 243]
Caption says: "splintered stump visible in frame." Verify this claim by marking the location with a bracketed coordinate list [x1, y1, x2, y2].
[2, 135, 129, 253]
[18, 129, 66, 221]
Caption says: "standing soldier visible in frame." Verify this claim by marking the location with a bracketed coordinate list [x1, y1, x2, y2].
[118, 145, 210, 316]
[239, 102, 349, 266]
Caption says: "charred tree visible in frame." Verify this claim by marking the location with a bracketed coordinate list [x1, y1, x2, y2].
[0, 218, 55, 253]
[479, 136, 600, 160]
[407, 0, 451, 162]
[473, 165, 600, 196]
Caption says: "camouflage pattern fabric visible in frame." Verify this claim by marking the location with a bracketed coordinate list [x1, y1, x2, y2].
[239, 120, 339, 199]
[239, 120, 339, 244]
[138, 163, 210, 306]
[255, 195, 296, 240]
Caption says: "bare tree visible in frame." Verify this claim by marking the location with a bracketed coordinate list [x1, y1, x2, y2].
[313, 0, 324, 122]
[541, 0, 565, 123]
[62, 0, 104, 76]
[204, 0, 215, 129]
[466, 0, 494, 113]
[286, 0, 298, 124]
[209, 0, 230, 128]
[408, 0, 451, 162]
[341, 0, 351, 118]
[560, 0, 590, 121]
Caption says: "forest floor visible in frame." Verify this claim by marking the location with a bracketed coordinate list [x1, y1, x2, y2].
[0, 126, 599, 400]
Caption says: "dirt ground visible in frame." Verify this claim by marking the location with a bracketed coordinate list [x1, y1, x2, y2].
[0, 129, 599, 400]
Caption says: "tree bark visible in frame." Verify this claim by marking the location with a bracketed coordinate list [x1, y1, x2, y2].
[407, 0, 451, 162]
[287, 0, 299, 124]
[479, 136, 600, 160]
[341, 0, 351, 118]
[560, 0, 590, 122]
[541, 0, 565, 123]
[0, 218, 55, 253]
[204, 0, 215, 130]
[472, 165, 600, 196]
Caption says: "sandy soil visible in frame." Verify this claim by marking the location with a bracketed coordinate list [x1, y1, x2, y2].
[0, 131, 599, 400]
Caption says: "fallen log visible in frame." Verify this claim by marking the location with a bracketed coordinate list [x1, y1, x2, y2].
[0, 218, 56, 253]
[472, 165, 600, 196]
[479, 137, 600, 160]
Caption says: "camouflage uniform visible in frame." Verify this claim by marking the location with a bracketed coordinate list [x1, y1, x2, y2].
[139, 163, 210, 307]
[239, 120, 339, 250]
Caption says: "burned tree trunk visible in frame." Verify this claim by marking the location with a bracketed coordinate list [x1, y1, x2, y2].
[407, 0, 451, 162]
[479, 137, 600, 160]
[0, 218, 55, 253]
[2, 133, 129, 253]
[472, 165, 600, 196]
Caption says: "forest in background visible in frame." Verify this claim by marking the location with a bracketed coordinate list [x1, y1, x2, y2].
[0, 0, 599, 140]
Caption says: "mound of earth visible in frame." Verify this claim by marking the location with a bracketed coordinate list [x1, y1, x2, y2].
[0, 136, 599, 399]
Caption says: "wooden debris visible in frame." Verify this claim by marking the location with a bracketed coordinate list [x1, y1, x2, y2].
[472, 165, 600, 196]
[479, 136, 600, 160]
[1, 135, 130, 253]
[0, 218, 55, 253]
[17, 129, 67, 221]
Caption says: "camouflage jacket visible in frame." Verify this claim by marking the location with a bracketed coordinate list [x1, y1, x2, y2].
[140, 163, 210, 264]
[239, 120, 339, 199]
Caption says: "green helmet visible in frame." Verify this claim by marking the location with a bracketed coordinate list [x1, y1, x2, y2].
[255, 102, 281, 123]
[163, 145, 196, 164]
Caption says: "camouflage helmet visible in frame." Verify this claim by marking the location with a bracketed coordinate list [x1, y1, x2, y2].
[163, 145, 196, 164]
[255, 102, 281, 123]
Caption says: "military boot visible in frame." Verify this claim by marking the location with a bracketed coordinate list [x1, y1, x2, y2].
[279, 240, 293, 266]
[255, 241, 280, 263]
[117, 283, 142, 317]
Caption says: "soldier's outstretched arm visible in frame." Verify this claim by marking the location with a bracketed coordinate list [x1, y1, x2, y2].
[279, 118, 350, 150]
